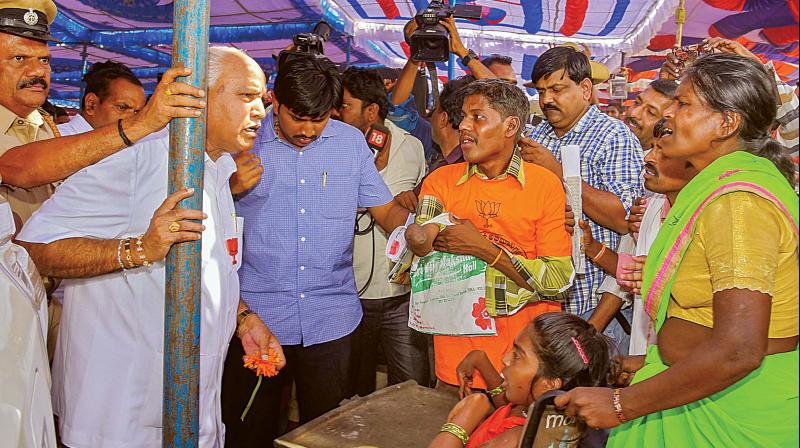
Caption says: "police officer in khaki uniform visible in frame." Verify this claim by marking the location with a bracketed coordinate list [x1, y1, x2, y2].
[0, 0, 60, 223]
[0, 0, 209, 363]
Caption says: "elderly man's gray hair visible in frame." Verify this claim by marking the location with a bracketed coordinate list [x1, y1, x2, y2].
[207, 46, 255, 89]
[460, 78, 530, 139]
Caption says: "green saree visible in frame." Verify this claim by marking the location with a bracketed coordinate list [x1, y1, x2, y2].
[608, 151, 799, 447]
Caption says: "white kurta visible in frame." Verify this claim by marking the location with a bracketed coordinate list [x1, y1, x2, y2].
[597, 193, 667, 355]
[18, 128, 242, 448]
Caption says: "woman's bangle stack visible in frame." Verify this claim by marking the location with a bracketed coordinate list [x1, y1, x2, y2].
[440, 422, 469, 446]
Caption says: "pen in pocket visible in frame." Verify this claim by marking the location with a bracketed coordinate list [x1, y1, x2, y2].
[323, 171, 327, 189]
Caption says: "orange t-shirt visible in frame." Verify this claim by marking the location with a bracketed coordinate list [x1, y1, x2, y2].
[419, 161, 571, 387]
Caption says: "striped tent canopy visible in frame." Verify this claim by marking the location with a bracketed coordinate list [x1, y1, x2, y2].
[44, 0, 798, 107]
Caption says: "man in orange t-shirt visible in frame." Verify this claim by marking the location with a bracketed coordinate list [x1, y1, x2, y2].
[406, 79, 574, 390]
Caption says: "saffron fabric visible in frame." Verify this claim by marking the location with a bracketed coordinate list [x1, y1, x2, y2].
[466, 404, 527, 448]
[416, 152, 572, 387]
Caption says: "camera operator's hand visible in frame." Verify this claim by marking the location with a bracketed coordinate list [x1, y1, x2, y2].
[439, 17, 468, 58]
[403, 18, 419, 44]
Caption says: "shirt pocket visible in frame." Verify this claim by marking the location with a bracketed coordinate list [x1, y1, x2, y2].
[320, 173, 356, 219]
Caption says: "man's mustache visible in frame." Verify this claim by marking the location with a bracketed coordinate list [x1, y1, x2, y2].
[542, 104, 560, 113]
[625, 116, 641, 130]
[18, 77, 48, 89]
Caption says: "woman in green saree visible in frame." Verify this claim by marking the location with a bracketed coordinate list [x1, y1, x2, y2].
[554, 53, 798, 447]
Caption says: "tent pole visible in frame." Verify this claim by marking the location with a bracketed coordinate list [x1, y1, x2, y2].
[675, 0, 686, 47]
[163, 0, 209, 446]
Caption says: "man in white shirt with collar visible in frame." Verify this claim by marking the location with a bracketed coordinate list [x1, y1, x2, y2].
[17, 47, 282, 448]
[337, 67, 429, 394]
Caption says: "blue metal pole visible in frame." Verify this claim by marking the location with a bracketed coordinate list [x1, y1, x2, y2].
[163, 0, 209, 446]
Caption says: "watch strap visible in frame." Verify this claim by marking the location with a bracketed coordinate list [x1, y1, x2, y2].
[460, 49, 478, 66]
[237, 309, 256, 327]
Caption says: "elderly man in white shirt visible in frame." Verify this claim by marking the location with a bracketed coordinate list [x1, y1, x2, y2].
[17, 47, 282, 448]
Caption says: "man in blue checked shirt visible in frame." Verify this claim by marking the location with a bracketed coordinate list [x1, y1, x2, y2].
[520, 46, 644, 350]
[221, 55, 413, 446]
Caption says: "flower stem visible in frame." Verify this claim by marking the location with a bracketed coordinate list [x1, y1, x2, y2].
[240, 376, 262, 421]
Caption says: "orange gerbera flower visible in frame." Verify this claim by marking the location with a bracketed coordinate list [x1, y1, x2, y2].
[240, 349, 282, 421]
[243, 349, 281, 378]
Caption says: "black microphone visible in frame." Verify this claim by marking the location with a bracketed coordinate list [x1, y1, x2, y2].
[366, 122, 390, 154]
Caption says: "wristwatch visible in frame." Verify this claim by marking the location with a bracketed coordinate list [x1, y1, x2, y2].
[460, 49, 478, 66]
[237, 309, 256, 327]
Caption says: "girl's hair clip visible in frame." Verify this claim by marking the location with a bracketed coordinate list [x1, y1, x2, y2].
[571, 336, 589, 365]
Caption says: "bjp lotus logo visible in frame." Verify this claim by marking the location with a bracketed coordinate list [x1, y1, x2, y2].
[476, 200, 500, 228]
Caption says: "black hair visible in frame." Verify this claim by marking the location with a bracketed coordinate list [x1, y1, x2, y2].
[460, 78, 529, 137]
[648, 79, 678, 99]
[341, 67, 388, 120]
[531, 47, 591, 86]
[526, 312, 617, 391]
[684, 53, 796, 187]
[606, 102, 622, 111]
[481, 54, 513, 67]
[274, 55, 342, 118]
[81, 60, 142, 110]
[439, 74, 476, 129]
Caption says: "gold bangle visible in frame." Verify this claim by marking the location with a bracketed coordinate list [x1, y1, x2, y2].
[440, 422, 469, 446]
[134, 235, 152, 268]
[488, 248, 503, 267]
[591, 243, 607, 262]
[116, 239, 127, 271]
[123, 238, 135, 268]
[486, 384, 505, 397]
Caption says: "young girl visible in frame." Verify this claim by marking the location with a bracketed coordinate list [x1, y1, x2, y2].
[429, 312, 616, 448]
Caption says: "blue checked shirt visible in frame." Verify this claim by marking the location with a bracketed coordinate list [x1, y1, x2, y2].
[236, 113, 393, 346]
[530, 105, 644, 315]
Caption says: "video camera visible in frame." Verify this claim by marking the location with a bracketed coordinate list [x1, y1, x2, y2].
[409, 0, 481, 62]
[277, 21, 333, 71]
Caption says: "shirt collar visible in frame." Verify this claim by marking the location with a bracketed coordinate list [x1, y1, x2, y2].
[68, 114, 94, 133]
[260, 106, 336, 145]
[204, 151, 237, 192]
[456, 146, 526, 187]
[0, 103, 43, 135]
[445, 144, 464, 164]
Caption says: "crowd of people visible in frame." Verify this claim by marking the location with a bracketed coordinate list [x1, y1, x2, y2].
[1, 1, 797, 447]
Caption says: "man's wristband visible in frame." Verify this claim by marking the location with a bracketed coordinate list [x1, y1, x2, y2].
[117, 119, 134, 147]
[237, 309, 256, 327]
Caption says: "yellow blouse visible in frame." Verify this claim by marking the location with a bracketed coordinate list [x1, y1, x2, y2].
[668, 191, 799, 338]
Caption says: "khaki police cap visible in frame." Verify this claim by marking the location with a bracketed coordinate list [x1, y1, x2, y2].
[0, 0, 58, 42]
